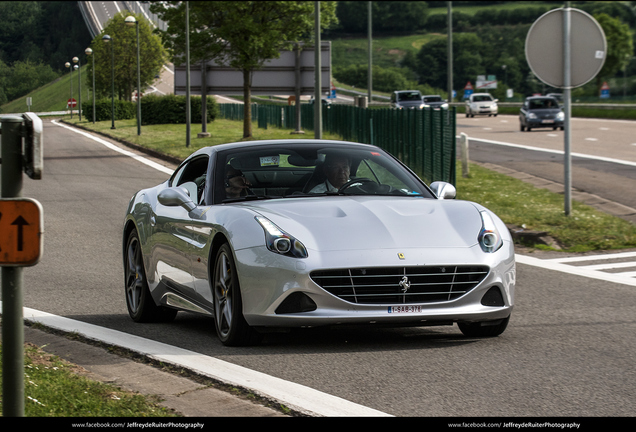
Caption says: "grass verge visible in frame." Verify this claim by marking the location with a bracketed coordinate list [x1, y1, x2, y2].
[0, 343, 178, 417]
[65, 114, 636, 254]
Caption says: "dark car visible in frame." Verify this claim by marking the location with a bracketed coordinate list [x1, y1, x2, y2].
[519, 96, 564, 132]
[391, 90, 424, 109]
[422, 95, 449, 109]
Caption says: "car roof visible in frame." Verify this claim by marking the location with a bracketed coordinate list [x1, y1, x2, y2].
[185, 139, 381, 161]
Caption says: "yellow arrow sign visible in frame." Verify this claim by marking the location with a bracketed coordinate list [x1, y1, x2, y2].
[0, 198, 43, 267]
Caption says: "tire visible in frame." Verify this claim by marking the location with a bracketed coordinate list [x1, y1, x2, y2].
[125, 229, 177, 323]
[458, 316, 510, 337]
[520, 124, 525, 131]
[213, 243, 262, 346]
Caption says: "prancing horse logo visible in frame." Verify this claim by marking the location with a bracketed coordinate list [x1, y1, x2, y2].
[399, 276, 411, 293]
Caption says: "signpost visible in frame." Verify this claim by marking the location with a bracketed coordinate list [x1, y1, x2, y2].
[525, 6, 606, 216]
[1, 113, 44, 417]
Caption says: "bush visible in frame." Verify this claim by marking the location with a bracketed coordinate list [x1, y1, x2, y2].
[140, 94, 219, 125]
[82, 98, 136, 122]
[81, 94, 219, 124]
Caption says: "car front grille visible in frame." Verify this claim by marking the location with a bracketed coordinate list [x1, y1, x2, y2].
[310, 266, 489, 305]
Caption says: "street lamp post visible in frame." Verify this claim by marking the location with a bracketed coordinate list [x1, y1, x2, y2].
[73, 56, 82, 121]
[126, 15, 142, 135]
[85, 47, 96, 124]
[102, 34, 116, 129]
[65, 61, 73, 119]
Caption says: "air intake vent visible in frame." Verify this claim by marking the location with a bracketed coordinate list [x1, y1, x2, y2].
[311, 266, 489, 305]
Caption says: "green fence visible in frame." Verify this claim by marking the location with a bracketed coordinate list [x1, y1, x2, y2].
[218, 103, 456, 185]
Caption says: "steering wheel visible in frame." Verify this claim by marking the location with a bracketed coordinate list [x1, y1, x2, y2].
[337, 178, 376, 193]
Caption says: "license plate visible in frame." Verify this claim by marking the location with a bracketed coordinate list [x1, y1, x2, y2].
[541, 119, 554, 124]
[388, 305, 422, 314]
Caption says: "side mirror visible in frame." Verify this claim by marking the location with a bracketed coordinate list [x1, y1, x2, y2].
[429, 181, 456, 200]
[157, 187, 196, 212]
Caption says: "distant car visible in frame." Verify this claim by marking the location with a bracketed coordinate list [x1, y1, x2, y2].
[310, 96, 332, 106]
[123, 139, 515, 346]
[391, 90, 424, 109]
[422, 95, 449, 109]
[465, 93, 498, 117]
[519, 96, 564, 132]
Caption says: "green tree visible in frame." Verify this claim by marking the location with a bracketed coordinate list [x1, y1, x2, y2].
[3, 60, 59, 102]
[594, 13, 634, 93]
[88, 13, 166, 101]
[152, 1, 337, 139]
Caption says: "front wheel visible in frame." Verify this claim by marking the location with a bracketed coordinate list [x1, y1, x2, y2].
[458, 316, 510, 337]
[213, 243, 261, 346]
[125, 229, 177, 323]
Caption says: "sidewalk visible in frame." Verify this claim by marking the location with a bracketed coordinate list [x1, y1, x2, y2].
[21, 324, 290, 417]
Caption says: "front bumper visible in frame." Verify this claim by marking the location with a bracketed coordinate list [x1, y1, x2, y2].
[235, 243, 515, 328]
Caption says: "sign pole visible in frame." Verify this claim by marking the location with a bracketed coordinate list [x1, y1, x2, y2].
[563, 3, 572, 216]
[1, 115, 25, 417]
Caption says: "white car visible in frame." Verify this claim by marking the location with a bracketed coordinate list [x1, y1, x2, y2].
[123, 140, 515, 346]
[466, 93, 498, 117]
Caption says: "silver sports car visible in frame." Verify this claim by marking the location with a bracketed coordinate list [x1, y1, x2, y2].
[123, 140, 515, 346]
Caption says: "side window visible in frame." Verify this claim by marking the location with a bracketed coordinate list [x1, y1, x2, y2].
[170, 156, 209, 204]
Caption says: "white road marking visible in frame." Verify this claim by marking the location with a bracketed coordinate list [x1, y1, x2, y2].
[516, 252, 636, 286]
[462, 136, 636, 168]
[52, 120, 174, 175]
[17, 305, 391, 417]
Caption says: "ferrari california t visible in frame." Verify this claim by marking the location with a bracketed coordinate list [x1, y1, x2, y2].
[123, 140, 515, 346]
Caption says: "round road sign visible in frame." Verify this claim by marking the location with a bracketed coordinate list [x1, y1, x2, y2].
[525, 8, 606, 88]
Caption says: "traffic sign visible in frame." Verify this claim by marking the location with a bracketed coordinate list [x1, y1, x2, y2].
[67, 98, 77, 108]
[525, 8, 606, 88]
[0, 198, 43, 267]
[600, 81, 610, 99]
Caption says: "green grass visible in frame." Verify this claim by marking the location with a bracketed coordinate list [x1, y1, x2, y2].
[0, 343, 178, 417]
[64, 115, 636, 253]
[427, 1, 555, 16]
[66, 116, 343, 161]
[1, 65, 90, 115]
[457, 164, 636, 252]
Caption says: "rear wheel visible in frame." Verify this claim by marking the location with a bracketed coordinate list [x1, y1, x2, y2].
[458, 316, 510, 337]
[212, 243, 262, 346]
[125, 229, 177, 323]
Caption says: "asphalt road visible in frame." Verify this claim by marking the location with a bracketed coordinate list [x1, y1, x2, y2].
[3, 117, 636, 417]
[457, 114, 636, 211]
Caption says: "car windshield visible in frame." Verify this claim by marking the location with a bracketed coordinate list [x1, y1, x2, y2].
[472, 95, 493, 102]
[398, 92, 422, 102]
[529, 98, 558, 109]
[214, 143, 435, 204]
[424, 96, 442, 102]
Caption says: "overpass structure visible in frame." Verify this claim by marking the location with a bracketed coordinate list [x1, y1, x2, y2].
[77, 1, 173, 96]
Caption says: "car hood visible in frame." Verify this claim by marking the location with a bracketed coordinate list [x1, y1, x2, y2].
[246, 196, 483, 251]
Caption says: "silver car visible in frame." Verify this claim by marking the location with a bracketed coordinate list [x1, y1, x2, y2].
[465, 93, 498, 117]
[123, 140, 515, 346]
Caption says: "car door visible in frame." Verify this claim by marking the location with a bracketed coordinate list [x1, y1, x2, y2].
[153, 155, 210, 301]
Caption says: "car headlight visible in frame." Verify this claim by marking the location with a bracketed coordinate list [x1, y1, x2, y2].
[441, 103, 449, 109]
[256, 216, 308, 258]
[528, 113, 537, 119]
[419, 104, 425, 109]
[556, 112, 564, 120]
[478, 211, 503, 253]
